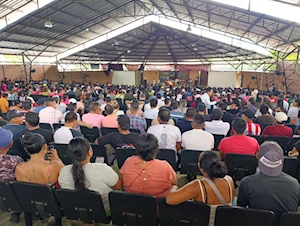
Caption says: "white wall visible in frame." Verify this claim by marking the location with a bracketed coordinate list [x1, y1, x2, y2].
[112, 71, 136, 85]
[207, 71, 239, 88]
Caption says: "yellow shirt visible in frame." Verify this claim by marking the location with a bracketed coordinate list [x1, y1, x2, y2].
[0, 97, 9, 114]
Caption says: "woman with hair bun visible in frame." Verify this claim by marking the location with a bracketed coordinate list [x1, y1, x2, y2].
[15, 132, 64, 185]
[166, 151, 234, 226]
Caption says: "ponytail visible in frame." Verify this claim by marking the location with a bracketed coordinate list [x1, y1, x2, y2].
[199, 152, 228, 179]
[68, 137, 91, 191]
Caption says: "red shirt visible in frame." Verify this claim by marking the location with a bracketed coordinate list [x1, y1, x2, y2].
[218, 135, 259, 158]
[263, 125, 293, 139]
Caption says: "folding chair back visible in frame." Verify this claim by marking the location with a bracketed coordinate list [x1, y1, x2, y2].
[159, 198, 210, 226]
[215, 206, 275, 226]
[225, 154, 258, 181]
[283, 157, 299, 178]
[157, 149, 177, 170]
[278, 212, 300, 226]
[54, 144, 71, 165]
[129, 128, 141, 134]
[80, 126, 100, 143]
[100, 127, 118, 136]
[0, 181, 23, 213]
[53, 123, 62, 131]
[180, 150, 202, 175]
[115, 148, 137, 169]
[213, 134, 225, 150]
[91, 144, 115, 165]
[11, 182, 63, 225]
[263, 136, 290, 154]
[39, 123, 53, 132]
[109, 191, 157, 226]
[56, 189, 110, 224]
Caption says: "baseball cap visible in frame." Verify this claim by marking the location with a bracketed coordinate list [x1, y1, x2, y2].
[0, 128, 13, 148]
[242, 110, 254, 119]
[275, 112, 288, 123]
[69, 98, 77, 104]
[37, 98, 45, 105]
[7, 110, 22, 121]
[258, 141, 283, 177]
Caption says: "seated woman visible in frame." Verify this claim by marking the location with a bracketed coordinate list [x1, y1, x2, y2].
[15, 133, 64, 185]
[58, 137, 122, 217]
[120, 133, 177, 197]
[166, 152, 234, 226]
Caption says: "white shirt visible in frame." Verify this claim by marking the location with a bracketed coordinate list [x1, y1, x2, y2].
[58, 163, 119, 212]
[201, 93, 216, 108]
[53, 126, 82, 144]
[204, 120, 230, 136]
[114, 110, 124, 116]
[39, 107, 63, 125]
[144, 108, 159, 120]
[100, 103, 107, 111]
[254, 108, 273, 118]
[287, 106, 300, 119]
[157, 99, 165, 109]
[147, 124, 181, 151]
[182, 129, 214, 151]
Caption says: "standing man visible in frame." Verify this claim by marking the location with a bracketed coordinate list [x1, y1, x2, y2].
[201, 87, 217, 111]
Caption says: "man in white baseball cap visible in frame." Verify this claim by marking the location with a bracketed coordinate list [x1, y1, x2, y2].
[238, 141, 300, 225]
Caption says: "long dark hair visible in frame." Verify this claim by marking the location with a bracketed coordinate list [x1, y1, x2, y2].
[68, 137, 91, 191]
[199, 152, 227, 179]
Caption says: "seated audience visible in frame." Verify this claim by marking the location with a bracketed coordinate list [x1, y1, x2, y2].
[3, 110, 27, 140]
[96, 115, 140, 148]
[255, 104, 275, 126]
[34, 98, 46, 114]
[166, 151, 234, 226]
[164, 98, 172, 110]
[177, 107, 196, 134]
[0, 92, 9, 115]
[100, 96, 112, 111]
[287, 99, 300, 119]
[54, 112, 83, 144]
[242, 110, 261, 136]
[263, 112, 293, 138]
[148, 108, 181, 151]
[15, 133, 64, 184]
[204, 109, 230, 136]
[218, 117, 259, 159]
[219, 103, 233, 124]
[101, 104, 118, 128]
[19, 112, 53, 144]
[182, 114, 214, 151]
[156, 93, 165, 109]
[128, 101, 147, 134]
[112, 100, 125, 116]
[126, 100, 144, 117]
[144, 99, 159, 120]
[39, 97, 63, 125]
[59, 137, 122, 217]
[0, 128, 23, 182]
[121, 133, 177, 197]
[238, 141, 300, 225]
[52, 96, 66, 114]
[196, 102, 212, 121]
[170, 102, 184, 122]
[82, 102, 104, 130]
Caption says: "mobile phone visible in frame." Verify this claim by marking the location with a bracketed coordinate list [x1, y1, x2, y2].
[45, 145, 54, 160]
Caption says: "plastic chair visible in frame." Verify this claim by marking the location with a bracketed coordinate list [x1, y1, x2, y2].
[109, 191, 158, 226]
[39, 123, 53, 132]
[215, 206, 275, 226]
[225, 154, 258, 181]
[159, 198, 210, 226]
[278, 212, 300, 226]
[287, 137, 300, 152]
[80, 126, 100, 143]
[157, 149, 177, 170]
[115, 148, 137, 169]
[283, 157, 298, 178]
[248, 135, 263, 145]
[56, 189, 110, 225]
[285, 124, 296, 134]
[180, 150, 203, 176]
[91, 144, 115, 165]
[263, 136, 290, 154]
[53, 123, 62, 131]
[0, 181, 23, 213]
[54, 144, 71, 165]
[145, 119, 152, 130]
[100, 127, 118, 136]
[11, 182, 63, 226]
[213, 134, 225, 150]
[129, 128, 141, 134]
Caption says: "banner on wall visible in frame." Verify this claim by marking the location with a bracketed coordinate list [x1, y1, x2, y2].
[177, 64, 210, 71]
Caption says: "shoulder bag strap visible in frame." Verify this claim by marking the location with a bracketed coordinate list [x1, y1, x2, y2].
[202, 177, 228, 205]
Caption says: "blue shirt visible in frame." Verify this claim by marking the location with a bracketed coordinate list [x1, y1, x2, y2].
[36, 106, 46, 114]
[3, 124, 27, 140]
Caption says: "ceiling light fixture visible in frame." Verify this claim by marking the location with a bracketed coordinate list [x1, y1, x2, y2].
[85, 28, 89, 32]
[187, 24, 192, 32]
[127, 50, 131, 53]
[167, 52, 171, 56]
[44, 18, 53, 28]
[194, 48, 198, 51]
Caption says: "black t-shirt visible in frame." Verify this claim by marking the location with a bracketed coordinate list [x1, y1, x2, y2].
[177, 120, 192, 134]
[19, 128, 54, 144]
[97, 132, 140, 149]
[238, 172, 300, 225]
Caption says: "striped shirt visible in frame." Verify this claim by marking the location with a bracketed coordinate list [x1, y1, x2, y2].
[245, 122, 261, 136]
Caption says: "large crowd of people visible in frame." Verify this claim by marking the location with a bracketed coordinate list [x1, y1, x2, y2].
[1, 78, 300, 225]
